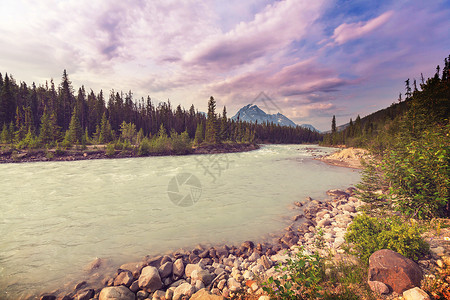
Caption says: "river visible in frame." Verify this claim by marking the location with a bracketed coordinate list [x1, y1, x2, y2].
[0, 144, 360, 298]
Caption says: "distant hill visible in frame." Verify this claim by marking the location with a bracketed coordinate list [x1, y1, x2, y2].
[231, 104, 319, 131]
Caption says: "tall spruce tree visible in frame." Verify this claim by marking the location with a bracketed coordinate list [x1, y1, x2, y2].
[38, 109, 54, 145]
[220, 106, 228, 142]
[0, 74, 16, 126]
[205, 96, 218, 144]
[65, 108, 83, 144]
[194, 122, 204, 145]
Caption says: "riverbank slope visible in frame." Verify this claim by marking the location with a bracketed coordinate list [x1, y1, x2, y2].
[0, 143, 259, 164]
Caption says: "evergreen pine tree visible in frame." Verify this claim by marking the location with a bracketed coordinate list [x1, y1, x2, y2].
[7, 122, 14, 144]
[66, 108, 83, 144]
[331, 115, 337, 134]
[14, 107, 26, 142]
[38, 109, 54, 146]
[0, 74, 16, 126]
[205, 96, 218, 144]
[220, 106, 228, 142]
[0, 123, 8, 143]
[99, 112, 112, 143]
[194, 122, 204, 145]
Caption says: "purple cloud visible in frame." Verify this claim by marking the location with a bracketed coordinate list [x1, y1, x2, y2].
[329, 10, 394, 46]
[184, 0, 327, 69]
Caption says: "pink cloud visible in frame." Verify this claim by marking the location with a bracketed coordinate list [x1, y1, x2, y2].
[331, 10, 394, 45]
[210, 58, 350, 100]
[184, 0, 327, 69]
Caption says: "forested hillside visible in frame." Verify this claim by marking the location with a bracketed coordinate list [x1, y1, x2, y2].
[325, 54, 450, 218]
[0, 71, 321, 154]
[323, 55, 449, 153]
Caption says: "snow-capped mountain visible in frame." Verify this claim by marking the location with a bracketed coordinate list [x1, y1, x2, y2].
[231, 104, 296, 127]
[231, 104, 319, 132]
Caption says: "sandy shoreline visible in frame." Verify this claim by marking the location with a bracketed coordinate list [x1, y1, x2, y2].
[315, 147, 369, 169]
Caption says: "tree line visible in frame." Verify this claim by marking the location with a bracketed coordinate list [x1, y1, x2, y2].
[0, 70, 321, 152]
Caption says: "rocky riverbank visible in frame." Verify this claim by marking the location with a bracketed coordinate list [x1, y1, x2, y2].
[31, 185, 450, 300]
[35, 187, 365, 300]
[0, 143, 259, 164]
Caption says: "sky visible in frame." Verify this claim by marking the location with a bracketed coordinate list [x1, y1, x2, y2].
[0, 0, 449, 131]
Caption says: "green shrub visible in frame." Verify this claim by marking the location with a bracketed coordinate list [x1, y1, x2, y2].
[382, 124, 450, 219]
[262, 247, 324, 299]
[16, 129, 39, 149]
[345, 214, 429, 264]
[171, 130, 192, 154]
[45, 150, 54, 160]
[138, 137, 152, 156]
[105, 143, 115, 157]
[54, 143, 65, 156]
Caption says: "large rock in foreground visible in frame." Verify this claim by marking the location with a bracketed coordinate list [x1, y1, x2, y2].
[99, 286, 135, 300]
[368, 249, 423, 293]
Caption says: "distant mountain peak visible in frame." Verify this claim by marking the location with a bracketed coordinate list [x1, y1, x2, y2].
[231, 104, 320, 132]
[231, 104, 296, 127]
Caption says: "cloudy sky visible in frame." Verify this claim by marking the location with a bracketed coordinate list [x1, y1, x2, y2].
[0, 0, 449, 131]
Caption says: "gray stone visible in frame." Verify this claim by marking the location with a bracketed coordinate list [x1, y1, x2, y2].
[170, 279, 187, 288]
[194, 279, 205, 291]
[248, 252, 260, 262]
[317, 219, 332, 227]
[136, 290, 149, 300]
[163, 276, 172, 286]
[217, 279, 227, 290]
[86, 257, 104, 272]
[165, 289, 174, 300]
[75, 289, 95, 300]
[257, 255, 272, 269]
[99, 286, 135, 300]
[403, 287, 430, 300]
[192, 269, 214, 285]
[227, 277, 241, 292]
[173, 282, 195, 300]
[339, 204, 356, 213]
[114, 270, 133, 287]
[191, 288, 225, 300]
[243, 270, 254, 280]
[233, 260, 241, 269]
[129, 280, 139, 293]
[368, 281, 389, 295]
[158, 261, 173, 278]
[333, 237, 345, 248]
[185, 263, 204, 277]
[430, 246, 445, 258]
[152, 290, 166, 300]
[119, 261, 145, 278]
[138, 266, 163, 292]
[172, 258, 184, 277]
[270, 254, 289, 263]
